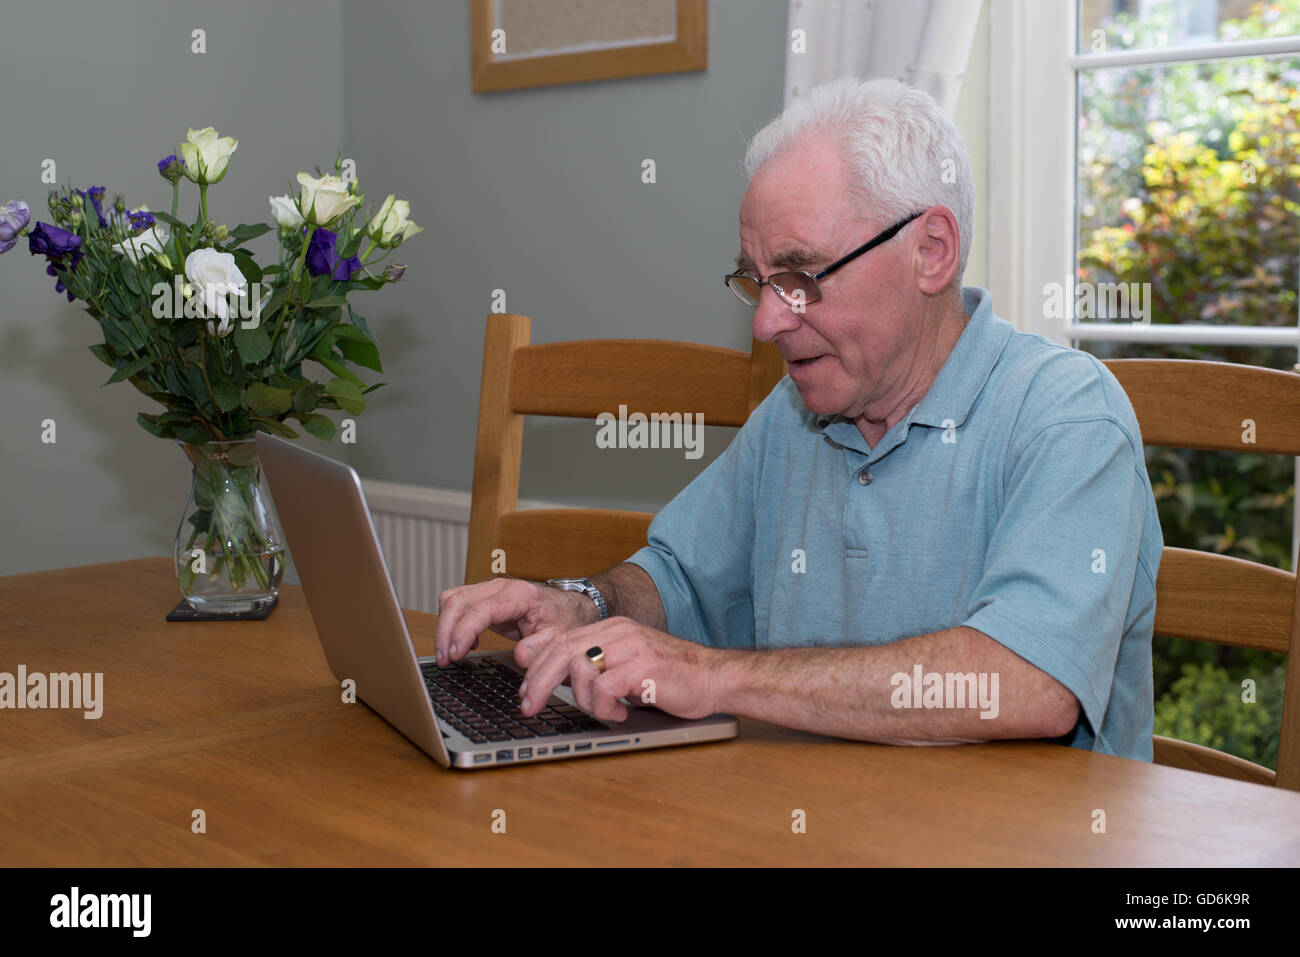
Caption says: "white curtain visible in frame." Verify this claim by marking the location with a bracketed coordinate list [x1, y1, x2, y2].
[784, 0, 983, 114]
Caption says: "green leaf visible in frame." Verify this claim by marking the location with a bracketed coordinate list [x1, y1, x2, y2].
[117, 258, 143, 295]
[338, 338, 382, 373]
[251, 416, 299, 439]
[232, 250, 262, 283]
[88, 343, 116, 368]
[106, 355, 158, 385]
[309, 332, 338, 361]
[136, 412, 170, 438]
[361, 381, 387, 395]
[291, 412, 335, 441]
[330, 324, 369, 342]
[211, 379, 243, 413]
[244, 382, 293, 415]
[348, 309, 375, 341]
[226, 223, 273, 244]
[186, 365, 212, 413]
[298, 268, 311, 303]
[324, 377, 366, 414]
[234, 326, 272, 364]
[315, 353, 364, 388]
[153, 211, 187, 231]
[307, 294, 350, 308]
[292, 382, 319, 413]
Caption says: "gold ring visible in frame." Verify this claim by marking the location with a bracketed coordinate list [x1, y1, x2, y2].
[585, 646, 607, 673]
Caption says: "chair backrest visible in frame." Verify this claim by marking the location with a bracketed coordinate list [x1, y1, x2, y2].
[465, 313, 786, 586]
[1104, 358, 1300, 790]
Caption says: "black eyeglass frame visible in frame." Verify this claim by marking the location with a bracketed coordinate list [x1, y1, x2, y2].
[725, 209, 926, 308]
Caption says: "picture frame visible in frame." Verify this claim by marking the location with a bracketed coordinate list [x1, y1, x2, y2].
[471, 0, 707, 93]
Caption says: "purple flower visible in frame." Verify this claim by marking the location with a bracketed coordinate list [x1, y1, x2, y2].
[305, 226, 361, 281]
[157, 154, 185, 184]
[128, 209, 156, 233]
[0, 199, 31, 254]
[28, 222, 84, 301]
[74, 186, 108, 228]
[28, 221, 81, 258]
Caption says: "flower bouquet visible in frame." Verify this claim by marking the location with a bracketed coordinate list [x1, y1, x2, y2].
[0, 127, 421, 615]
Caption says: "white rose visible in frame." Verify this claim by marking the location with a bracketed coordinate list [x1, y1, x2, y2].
[368, 194, 423, 248]
[296, 172, 361, 226]
[111, 225, 170, 264]
[178, 127, 238, 184]
[269, 194, 304, 230]
[185, 248, 247, 335]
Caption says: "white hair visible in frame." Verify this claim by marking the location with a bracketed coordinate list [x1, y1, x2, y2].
[742, 77, 974, 285]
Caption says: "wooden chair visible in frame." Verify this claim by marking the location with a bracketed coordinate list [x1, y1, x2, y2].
[1104, 358, 1300, 789]
[465, 313, 786, 586]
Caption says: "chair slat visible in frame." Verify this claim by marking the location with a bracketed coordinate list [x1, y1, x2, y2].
[1154, 548, 1295, 654]
[1104, 359, 1300, 454]
[510, 340, 755, 426]
[496, 509, 654, 583]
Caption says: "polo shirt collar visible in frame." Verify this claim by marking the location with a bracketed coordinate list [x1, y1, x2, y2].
[815, 286, 1012, 451]
[908, 285, 1011, 429]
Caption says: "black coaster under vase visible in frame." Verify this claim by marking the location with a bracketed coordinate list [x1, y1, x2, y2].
[166, 596, 279, 622]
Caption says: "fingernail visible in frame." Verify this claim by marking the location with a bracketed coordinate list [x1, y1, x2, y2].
[521, 696, 532, 712]
[518, 679, 528, 699]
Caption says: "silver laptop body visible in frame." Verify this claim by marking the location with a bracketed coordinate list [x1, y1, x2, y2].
[256, 433, 739, 769]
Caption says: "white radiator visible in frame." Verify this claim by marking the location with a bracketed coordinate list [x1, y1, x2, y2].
[361, 480, 472, 613]
[359, 480, 555, 614]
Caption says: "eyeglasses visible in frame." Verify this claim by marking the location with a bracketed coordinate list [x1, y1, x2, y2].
[724, 210, 924, 309]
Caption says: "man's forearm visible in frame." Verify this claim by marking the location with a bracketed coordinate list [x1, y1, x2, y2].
[710, 626, 1079, 745]
[588, 563, 666, 630]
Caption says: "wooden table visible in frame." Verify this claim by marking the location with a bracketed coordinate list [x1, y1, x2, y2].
[2, 557, 1298, 866]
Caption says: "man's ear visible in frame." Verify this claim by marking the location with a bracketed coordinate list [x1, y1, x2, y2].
[912, 207, 961, 294]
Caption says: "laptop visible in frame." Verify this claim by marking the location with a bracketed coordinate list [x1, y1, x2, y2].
[255, 433, 739, 769]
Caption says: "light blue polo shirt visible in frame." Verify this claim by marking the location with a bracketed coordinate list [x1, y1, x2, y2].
[628, 286, 1161, 760]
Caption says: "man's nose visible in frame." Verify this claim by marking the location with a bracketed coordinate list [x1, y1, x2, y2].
[752, 286, 801, 342]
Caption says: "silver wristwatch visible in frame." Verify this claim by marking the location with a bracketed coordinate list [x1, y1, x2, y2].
[545, 577, 609, 621]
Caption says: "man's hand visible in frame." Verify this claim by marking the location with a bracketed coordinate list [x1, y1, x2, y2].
[513, 616, 723, 722]
[435, 578, 595, 666]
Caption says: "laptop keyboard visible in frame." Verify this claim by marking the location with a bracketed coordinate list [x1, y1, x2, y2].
[421, 657, 607, 744]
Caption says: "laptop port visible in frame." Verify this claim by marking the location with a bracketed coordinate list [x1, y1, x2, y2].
[473, 753, 492, 764]
[537, 747, 548, 755]
[518, 748, 533, 759]
[574, 742, 592, 752]
[596, 739, 629, 748]
[496, 749, 513, 762]
[553, 745, 570, 754]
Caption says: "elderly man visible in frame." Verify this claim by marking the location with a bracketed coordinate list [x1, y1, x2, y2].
[436, 77, 1163, 760]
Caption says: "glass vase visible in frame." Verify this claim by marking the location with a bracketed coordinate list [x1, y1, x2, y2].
[174, 439, 285, 615]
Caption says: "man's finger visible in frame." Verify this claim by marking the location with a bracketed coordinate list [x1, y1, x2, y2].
[435, 580, 529, 663]
[519, 634, 578, 717]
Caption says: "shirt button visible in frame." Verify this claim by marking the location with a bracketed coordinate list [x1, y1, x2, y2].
[857, 467, 873, 485]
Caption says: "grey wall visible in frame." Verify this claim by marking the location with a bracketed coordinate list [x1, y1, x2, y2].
[0, 0, 988, 575]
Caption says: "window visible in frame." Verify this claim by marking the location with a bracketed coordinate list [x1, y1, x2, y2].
[989, 0, 1300, 771]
